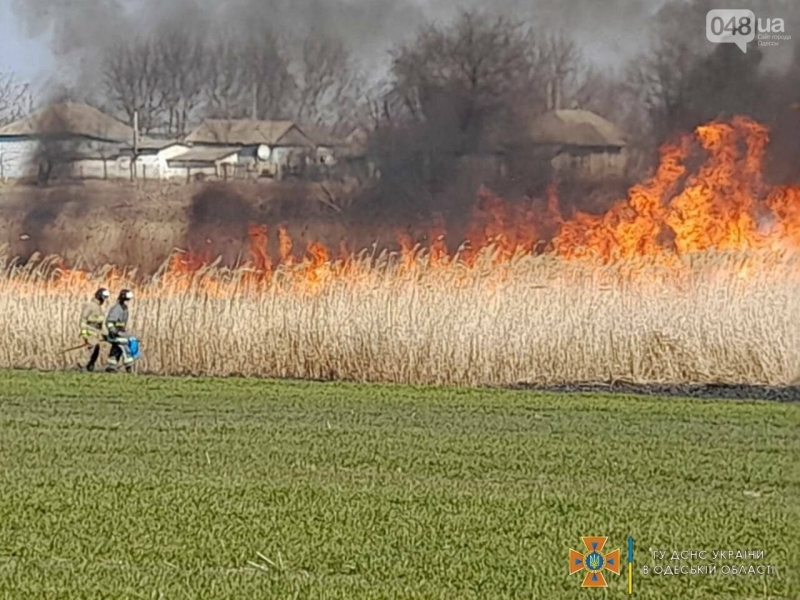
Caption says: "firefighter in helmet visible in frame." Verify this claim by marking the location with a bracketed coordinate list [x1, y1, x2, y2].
[105, 289, 135, 372]
[79, 287, 110, 372]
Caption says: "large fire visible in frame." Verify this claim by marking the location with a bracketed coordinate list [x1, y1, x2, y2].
[13, 116, 800, 295]
[554, 116, 800, 258]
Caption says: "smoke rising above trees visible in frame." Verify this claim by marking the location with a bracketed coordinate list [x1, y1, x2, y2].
[5, 0, 800, 275]
[8, 0, 800, 191]
[99, 24, 360, 135]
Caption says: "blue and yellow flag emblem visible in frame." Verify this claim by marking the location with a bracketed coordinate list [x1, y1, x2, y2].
[569, 536, 621, 588]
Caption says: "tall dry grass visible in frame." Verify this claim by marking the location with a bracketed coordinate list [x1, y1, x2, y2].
[0, 246, 798, 386]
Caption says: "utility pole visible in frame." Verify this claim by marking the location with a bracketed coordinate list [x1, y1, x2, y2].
[554, 78, 562, 111]
[252, 82, 258, 120]
[132, 110, 139, 181]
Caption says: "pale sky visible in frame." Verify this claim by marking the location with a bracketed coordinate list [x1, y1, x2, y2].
[0, 0, 52, 79]
[4, 0, 787, 85]
[0, 0, 661, 88]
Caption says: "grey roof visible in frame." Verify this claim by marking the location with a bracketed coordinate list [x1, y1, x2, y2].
[185, 119, 314, 147]
[135, 136, 183, 150]
[301, 124, 347, 147]
[0, 102, 134, 142]
[529, 109, 627, 148]
[167, 146, 240, 164]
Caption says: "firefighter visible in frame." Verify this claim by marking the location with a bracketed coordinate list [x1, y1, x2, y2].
[79, 287, 110, 372]
[105, 289, 135, 372]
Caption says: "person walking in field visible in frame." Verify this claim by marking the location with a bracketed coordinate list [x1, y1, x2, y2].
[78, 287, 110, 372]
[105, 289, 135, 373]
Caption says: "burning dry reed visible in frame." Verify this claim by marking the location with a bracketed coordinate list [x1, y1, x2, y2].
[0, 246, 797, 387]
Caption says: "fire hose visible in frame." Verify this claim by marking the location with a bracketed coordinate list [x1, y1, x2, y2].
[61, 342, 90, 353]
[61, 337, 141, 360]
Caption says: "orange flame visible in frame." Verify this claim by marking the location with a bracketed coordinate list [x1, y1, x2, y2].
[11, 116, 800, 297]
[278, 226, 293, 265]
[553, 117, 799, 261]
[247, 223, 272, 273]
[272, 117, 796, 277]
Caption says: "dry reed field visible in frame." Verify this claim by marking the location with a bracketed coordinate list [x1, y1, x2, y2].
[1, 117, 799, 386]
[0, 246, 798, 386]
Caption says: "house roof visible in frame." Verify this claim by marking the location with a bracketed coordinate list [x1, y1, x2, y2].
[135, 136, 183, 150]
[301, 124, 347, 147]
[184, 119, 314, 147]
[529, 109, 627, 148]
[117, 137, 185, 155]
[0, 102, 134, 142]
[167, 146, 240, 164]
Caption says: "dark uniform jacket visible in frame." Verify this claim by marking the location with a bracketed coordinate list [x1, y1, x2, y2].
[105, 303, 129, 338]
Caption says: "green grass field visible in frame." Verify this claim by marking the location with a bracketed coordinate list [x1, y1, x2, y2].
[0, 371, 797, 599]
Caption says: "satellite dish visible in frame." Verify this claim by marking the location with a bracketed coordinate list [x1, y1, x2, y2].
[257, 145, 271, 161]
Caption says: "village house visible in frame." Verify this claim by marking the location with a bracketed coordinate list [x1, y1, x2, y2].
[0, 102, 134, 181]
[300, 125, 352, 166]
[184, 119, 317, 179]
[528, 109, 629, 181]
[0, 103, 372, 183]
[298, 124, 375, 182]
[116, 137, 190, 181]
[164, 146, 241, 181]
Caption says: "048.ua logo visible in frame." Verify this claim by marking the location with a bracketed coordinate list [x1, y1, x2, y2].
[569, 536, 621, 588]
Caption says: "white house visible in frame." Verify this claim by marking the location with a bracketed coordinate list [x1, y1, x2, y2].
[0, 102, 134, 181]
[0, 106, 371, 183]
[117, 137, 190, 181]
[184, 119, 316, 179]
[164, 146, 241, 181]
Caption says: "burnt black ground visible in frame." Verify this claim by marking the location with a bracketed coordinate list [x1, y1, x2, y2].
[511, 382, 800, 403]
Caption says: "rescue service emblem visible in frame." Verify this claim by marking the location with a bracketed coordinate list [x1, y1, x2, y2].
[569, 536, 621, 588]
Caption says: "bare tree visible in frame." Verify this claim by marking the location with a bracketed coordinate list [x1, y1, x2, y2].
[536, 31, 584, 111]
[386, 12, 590, 148]
[358, 12, 546, 220]
[202, 36, 246, 118]
[102, 37, 166, 133]
[201, 26, 295, 121]
[292, 33, 362, 131]
[99, 20, 362, 132]
[574, 67, 644, 130]
[358, 77, 409, 132]
[391, 11, 544, 130]
[627, 40, 698, 144]
[0, 70, 32, 126]
[155, 23, 206, 135]
[622, 0, 721, 144]
[241, 31, 295, 120]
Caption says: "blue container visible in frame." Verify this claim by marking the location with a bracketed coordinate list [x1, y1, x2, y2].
[128, 337, 141, 360]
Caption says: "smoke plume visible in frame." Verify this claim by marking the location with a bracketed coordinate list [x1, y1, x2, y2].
[8, 0, 800, 271]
